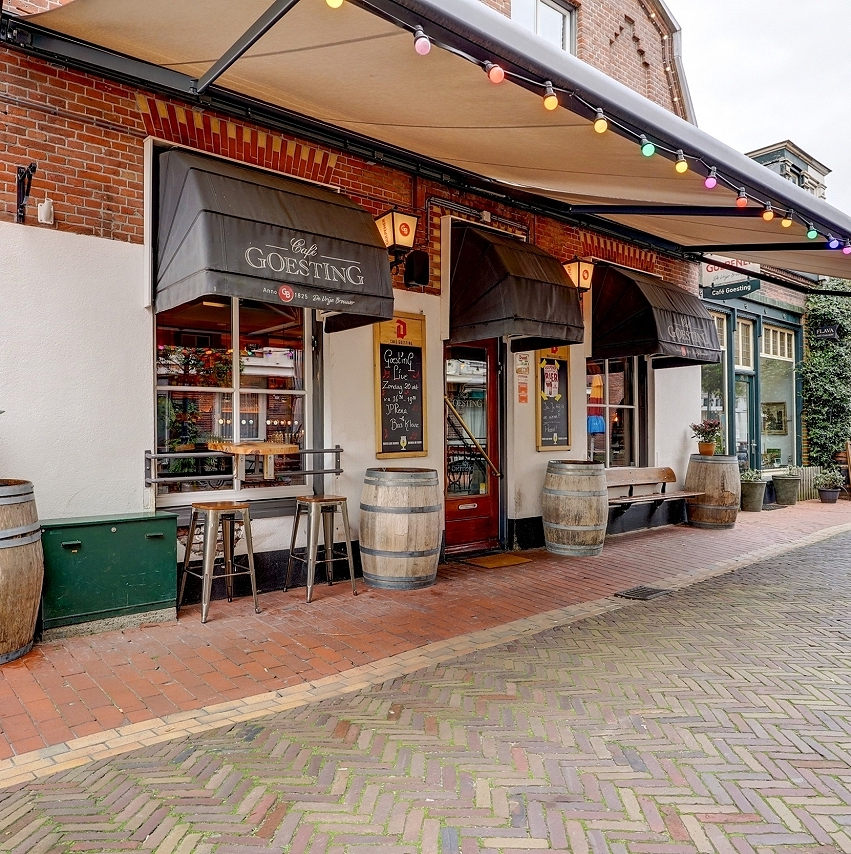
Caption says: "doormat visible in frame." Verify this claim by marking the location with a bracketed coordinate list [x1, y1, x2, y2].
[762, 503, 787, 511]
[463, 554, 532, 569]
[614, 586, 670, 601]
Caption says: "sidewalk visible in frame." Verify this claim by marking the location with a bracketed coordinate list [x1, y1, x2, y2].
[1, 500, 849, 773]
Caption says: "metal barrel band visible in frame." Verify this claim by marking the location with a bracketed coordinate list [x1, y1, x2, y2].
[363, 476, 439, 486]
[362, 572, 436, 588]
[0, 641, 34, 665]
[0, 528, 42, 548]
[0, 493, 35, 506]
[359, 544, 440, 559]
[543, 521, 607, 532]
[359, 503, 441, 514]
[0, 521, 42, 540]
[542, 488, 608, 498]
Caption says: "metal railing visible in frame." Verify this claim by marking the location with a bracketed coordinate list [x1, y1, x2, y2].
[144, 446, 343, 487]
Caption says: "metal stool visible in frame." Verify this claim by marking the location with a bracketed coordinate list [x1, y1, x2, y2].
[285, 496, 357, 603]
[178, 501, 260, 623]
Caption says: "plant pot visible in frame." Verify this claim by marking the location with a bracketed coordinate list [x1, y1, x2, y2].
[772, 475, 801, 506]
[818, 488, 841, 504]
[697, 442, 716, 456]
[740, 480, 766, 511]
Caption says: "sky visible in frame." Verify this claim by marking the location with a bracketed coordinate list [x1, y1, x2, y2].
[666, 0, 851, 215]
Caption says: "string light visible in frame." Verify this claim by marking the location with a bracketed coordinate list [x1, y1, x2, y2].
[781, 210, 793, 228]
[413, 26, 431, 55]
[736, 189, 748, 208]
[828, 234, 841, 249]
[593, 109, 608, 133]
[675, 150, 688, 174]
[639, 135, 656, 157]
[483, 61, 505, 83]
[844, 239, 851, 255]
[543, 81, 559, 111]
[807, 223, 819, 240]
[704, 167, 717, 189]
[325, 0, 343, 7]
[762, 203, 774, 222]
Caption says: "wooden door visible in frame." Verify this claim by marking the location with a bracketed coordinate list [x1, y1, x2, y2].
[444, 339, 501, 553]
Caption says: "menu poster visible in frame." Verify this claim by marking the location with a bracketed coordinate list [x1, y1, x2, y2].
[374, 312, 428, 458]
[536, 346, 570, 450]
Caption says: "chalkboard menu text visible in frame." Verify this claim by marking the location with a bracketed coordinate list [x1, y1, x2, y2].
[374, 313, 428, 458]
[536, 346, 570, 450]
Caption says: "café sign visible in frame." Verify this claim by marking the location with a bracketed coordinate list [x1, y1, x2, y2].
[701, 257, 761, 288]
[705, 279, 761, 301]
[813, 323, 840, 340]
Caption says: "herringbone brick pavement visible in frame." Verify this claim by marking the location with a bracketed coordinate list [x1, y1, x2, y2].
[3, 531, 851, 853]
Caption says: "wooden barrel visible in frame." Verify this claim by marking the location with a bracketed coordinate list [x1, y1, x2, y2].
[685, 455, 740, 529]
[542, 461, 609, 557]
[0, 480, 44, 664]
[359, 468, 442, 590]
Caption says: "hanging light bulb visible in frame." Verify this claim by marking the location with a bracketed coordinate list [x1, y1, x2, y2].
[675, 150, 688, 173]
[484, 61, 505, 84]
[326, 0, 343, 7]
[543, 81, 559, 111]
[704, 167, 717, 189]
[781, 210, 793, 228]
[843, 239, 851, 255]
[412, 26, 431, 55]
[762, 203, 774, 222]
[735, 189, 748, 208]
[806, 223, 819, 240]
[639, 134, 656, 157]
[593, 108, 608, 133]
[828, 234, 841, 249]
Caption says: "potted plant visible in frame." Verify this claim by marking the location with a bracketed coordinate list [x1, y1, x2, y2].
[772, 465, 802, 506]
[690, 419, 722, 456]
[740, 468, 766, 512]
[813, 468, 845, 503]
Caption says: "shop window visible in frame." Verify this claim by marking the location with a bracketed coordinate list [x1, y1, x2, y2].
[155, 297, 308, 501]
[759, 324, 797, 470]
[733, 319, 753, 370]
[512, 0, 575, 52]
[586, 357, 640, 467]
[701, 313, 728, 454]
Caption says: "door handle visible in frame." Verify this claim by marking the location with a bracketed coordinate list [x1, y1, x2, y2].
[145, 532, 165, 539]
[61, 540, 82, 552]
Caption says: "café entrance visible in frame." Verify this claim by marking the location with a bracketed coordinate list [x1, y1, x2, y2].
[444, 339, 501, 553]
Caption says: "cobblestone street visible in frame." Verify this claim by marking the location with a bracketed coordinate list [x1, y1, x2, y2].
[3, 523, 851, 852]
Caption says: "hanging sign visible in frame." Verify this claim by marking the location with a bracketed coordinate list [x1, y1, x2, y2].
[701, 257, 761, 287]
[536, 346, 570, 451]
[374, 312, 427, 458]
[705, 279, 761, 300]
[813, 323, 840, 340]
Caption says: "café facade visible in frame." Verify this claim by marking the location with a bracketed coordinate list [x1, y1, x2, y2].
[2, 0, 851, 614]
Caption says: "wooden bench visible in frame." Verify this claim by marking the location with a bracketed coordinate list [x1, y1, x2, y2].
[605, 467, 704, 514]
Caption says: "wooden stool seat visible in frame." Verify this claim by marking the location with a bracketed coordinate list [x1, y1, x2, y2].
[286, 496, 356, 603]
[179, 502, 259, 623]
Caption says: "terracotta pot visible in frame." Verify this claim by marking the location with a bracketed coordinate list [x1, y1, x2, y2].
[697, 442, 716, 456]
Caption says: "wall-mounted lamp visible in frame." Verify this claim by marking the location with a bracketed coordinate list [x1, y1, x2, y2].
[16, 162, 36, 224]
[563, 256, 595, 291]
[375, 209, 419, 271]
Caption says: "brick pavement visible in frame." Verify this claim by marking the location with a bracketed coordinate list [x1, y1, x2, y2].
[2, 508, 851, 851]
[0, 501, 849, 770]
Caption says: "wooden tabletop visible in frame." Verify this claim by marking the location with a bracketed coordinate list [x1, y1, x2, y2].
[208, 442, 299, 455]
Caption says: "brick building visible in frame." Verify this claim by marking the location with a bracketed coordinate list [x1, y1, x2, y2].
[0, 0, 849, 639]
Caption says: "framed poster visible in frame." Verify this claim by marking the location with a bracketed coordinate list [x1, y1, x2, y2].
[762, 402, 788, 435]
[374, 312, 428, 458]
[536, 346, 570, 450]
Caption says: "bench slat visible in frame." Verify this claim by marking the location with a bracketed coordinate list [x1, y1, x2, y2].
[609, 490, 704, 506]
[606, 467, 676, 488]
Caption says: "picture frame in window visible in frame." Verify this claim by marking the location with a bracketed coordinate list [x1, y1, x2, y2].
[761, 402, 788, 436]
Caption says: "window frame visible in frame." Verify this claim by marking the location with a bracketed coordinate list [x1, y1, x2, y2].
[586, 356, 641, 468]
[512, 0, 576, 54]
[733, 318, 754, 371]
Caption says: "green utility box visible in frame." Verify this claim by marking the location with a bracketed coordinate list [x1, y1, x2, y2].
[40, 512, 178, 632]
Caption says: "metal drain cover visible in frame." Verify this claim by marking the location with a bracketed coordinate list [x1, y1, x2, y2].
[615, 586, 670, 601]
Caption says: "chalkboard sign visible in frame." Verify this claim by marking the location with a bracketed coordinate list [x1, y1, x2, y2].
[536, 346, 570, 450]
[374, 312, 428, 458]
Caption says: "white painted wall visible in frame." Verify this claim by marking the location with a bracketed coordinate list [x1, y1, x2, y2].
[652, 363, 702, 485]
[0, 222, 152, 520]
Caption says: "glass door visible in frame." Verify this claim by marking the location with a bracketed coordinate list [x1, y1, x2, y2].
[734, 374, 757, 470]
[444, 340, 501, 553]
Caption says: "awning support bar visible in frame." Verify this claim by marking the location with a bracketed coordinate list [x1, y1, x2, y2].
[192, 0, 303, 95]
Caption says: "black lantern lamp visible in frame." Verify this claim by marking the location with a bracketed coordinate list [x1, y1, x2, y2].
[563, 256, 595, 291]
[16, 162, 36, 224]
[375, 209, 419, 271]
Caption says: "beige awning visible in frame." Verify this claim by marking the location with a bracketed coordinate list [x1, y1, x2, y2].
[19, 0, 851, 280]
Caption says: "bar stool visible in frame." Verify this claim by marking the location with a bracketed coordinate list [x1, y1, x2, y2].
[178, 501, 260, 623]
[285, 496, 357, 603]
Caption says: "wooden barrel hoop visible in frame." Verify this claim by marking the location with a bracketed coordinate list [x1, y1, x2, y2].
[542, 461, 609, 557]
[684, 455, 740, 529]
[0, 480, 44, 665]
[360, 468, 442, 590]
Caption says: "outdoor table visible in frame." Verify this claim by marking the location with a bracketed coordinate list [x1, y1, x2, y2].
[208, 441, 299, 481]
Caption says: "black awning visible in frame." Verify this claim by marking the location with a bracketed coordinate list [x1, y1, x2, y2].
[591, 265, 722, 368]
[449, 225, 584, 352]
[156, 150, 393, 332]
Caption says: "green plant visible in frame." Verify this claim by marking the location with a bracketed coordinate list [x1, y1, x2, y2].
[690, 419, 721, 443]
[740, 468, 763, 482]
[814, 468, 844, 489]
[781, 465, 803, 477]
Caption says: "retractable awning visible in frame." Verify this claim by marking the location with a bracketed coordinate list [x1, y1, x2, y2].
[450, 225, 583, 352]
[12, 0, 851, 282]
[156, 149, 393, 332]
[591, 265, 722, 368]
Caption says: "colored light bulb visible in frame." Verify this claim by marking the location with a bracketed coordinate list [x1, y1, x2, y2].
[781, 210, 793, 228]
[807, 224, 818, 239]
[828, 234, 841, 249]
[593, 109, 608, 133]
[762, 204, 774, 222]
[639, 135, 656, 157]
[736, 189, 748, 208]
[413, 26, 431, 55]
[675, 151, 688, 173]
[326, 0, 343, 7]
[704, 167, 717, 189]
[485, 62, 505, 84]
[844, 240, 851, 255]
[543, 82, 558, 111]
